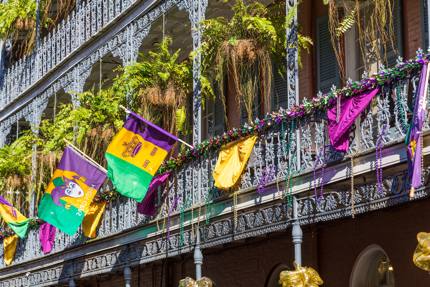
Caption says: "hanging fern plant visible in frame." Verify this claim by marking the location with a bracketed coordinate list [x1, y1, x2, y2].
[201, 0, 312, 126]
[113, 36, 213, 134]
[325, 0, 397, 80]
[0, 0, 75, 59]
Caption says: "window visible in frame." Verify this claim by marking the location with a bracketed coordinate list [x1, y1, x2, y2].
[316, 15, 340, 93]
[347, 0, 402, 79]
[317, 0, 403, 86]
[423, 0, 429, 49]
[350, 245, 395, 287]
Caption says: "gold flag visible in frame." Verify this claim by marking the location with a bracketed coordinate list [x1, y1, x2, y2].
[413, 232, 430, 271]
[82, 201, 107, 238]
[3, 234, 19, 266]
[213, 135, 257, 190]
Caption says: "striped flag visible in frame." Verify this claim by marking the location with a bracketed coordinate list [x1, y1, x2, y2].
[0, 196, 29, 238]
[105, 111, 177, 202]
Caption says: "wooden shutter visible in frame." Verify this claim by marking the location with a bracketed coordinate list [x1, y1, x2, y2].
[386, 0, 403, 67]
[213, 96, 225, 136]
[272, 60, 288, 110]
[316, 16, 340, 93]
[423, 0, 429, 48]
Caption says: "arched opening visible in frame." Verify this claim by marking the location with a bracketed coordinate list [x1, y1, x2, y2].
[350, 244, 395, 287]
[265, 264, 290, 287]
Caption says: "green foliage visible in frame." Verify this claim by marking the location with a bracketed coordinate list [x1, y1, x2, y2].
[201, 0, 312, 124]
[0, 0, 36, 39]
[0, 131, 33, 179]
[269, 0, 313, 69]
[39, 89, 124, 153]
[335, 8, 356, 37]
[113, 37, 193, 107]
[201, 0, 278, 72]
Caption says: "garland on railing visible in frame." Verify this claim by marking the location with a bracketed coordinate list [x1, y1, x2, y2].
[158, 52, 426, 175]
[0, 52, 426, 240]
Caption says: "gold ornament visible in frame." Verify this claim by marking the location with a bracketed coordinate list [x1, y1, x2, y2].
[279, 264, 323, 287]
[178, 277, 214, 287]
[413, 232, 430, 271]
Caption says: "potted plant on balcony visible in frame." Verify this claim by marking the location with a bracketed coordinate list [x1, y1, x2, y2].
[201, 0, 312, 127]
[323, 0, 397, 80]
[0, 131, 33, 214]
[113, 36, 214, 135]
[0, 0, 75, 58]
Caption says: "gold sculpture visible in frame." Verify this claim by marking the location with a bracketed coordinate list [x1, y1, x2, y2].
[178, 277, 214, 287]
[279, 264, 323, 287]
[413, 232, 430, 271]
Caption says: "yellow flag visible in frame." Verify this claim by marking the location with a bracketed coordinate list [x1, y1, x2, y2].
[213, 135, 257, 190]
[413, 232, 430, 271]
[82, 201, 106, 238]
[3, 234, 19, 266]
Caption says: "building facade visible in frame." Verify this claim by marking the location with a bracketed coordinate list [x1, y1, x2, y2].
[0, 0, 429, 286]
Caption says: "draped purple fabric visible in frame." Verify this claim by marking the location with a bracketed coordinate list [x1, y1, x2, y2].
[327, 88, 380, 152]
[407, 63, 429, 192]
[39, 222, 56, 254]
[137, 172, 171, 216]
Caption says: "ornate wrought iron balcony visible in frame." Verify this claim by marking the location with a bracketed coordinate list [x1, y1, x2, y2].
[0, 66, 427, 286]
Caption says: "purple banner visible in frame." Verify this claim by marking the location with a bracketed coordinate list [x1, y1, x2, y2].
[137, 172, 171, 216]
[407, 63, 429, 193]
[328, 88, 380, 152]
[39, 222, 56, 254]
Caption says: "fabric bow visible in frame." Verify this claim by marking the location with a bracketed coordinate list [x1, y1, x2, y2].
[279, 264, 323, 287]
[413, 232, 430, 271]
[178, 277, 214, 287]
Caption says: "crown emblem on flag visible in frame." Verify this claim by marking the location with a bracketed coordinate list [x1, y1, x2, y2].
[122, 136, 142, 158]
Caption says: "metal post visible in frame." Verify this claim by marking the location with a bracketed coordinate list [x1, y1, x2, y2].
[69, 278, 76, 287]
[185, 0, 207, 280]
[35, 0, 41, 49]
[194, 228, 203, 280]
[292, 197, 303, 265]
[286, 0, 301, 172]
[124, 266, 132, 287]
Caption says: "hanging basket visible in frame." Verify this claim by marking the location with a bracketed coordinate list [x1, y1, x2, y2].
[14, 18, 35, 31]
[142, 81, 186, 108]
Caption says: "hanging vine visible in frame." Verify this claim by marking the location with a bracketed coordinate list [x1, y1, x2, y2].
[325, 0, 397, 81]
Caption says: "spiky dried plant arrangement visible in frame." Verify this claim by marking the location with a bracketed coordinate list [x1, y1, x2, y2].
[325, 0, 397, 81]
[201, 0, 312, 126]
[0, 0, 75, 60]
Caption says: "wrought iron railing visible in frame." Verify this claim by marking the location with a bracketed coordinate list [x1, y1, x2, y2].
[0, 69, 425, 268]
[0, 0, 138, 109]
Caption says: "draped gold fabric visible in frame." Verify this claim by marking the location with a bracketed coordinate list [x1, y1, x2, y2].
[3, 234, 19, 266]
[178, 277, 213, 287]
[82, 201, 107, 238]
[213, 135, 257, 190]
[279, 265, 323, 287]
[413, 232, 430, 271]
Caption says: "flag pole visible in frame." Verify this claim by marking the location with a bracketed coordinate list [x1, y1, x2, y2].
[119, 105, 194, 149]
[63, 139, 108, 173]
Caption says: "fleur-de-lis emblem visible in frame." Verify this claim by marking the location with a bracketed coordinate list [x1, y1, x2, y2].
[122, 136, 142, 158]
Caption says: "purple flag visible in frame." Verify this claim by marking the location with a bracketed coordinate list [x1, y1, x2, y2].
[328, 88, 380, 152]
[137, 172, 171, 216]
[39, 222, 56, 254]
[407, 63, 430, 196]
[38, 146, 107, 235]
